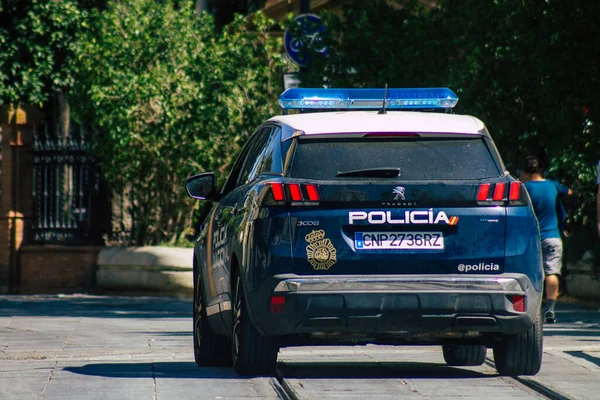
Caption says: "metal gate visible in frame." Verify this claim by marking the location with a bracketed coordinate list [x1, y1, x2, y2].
[30, 123, 104, 244]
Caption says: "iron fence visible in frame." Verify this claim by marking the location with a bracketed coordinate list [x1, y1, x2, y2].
[30, 123, 105, 244]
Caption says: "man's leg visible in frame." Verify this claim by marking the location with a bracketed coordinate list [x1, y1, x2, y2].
[542, 238, 562, 323]
[543, 274, 559, 322]
[541, 238, 563, 323]
[545, 274, 559, 301]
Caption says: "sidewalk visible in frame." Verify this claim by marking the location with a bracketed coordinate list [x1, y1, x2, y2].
[1, 295, 599, 400]
[528, 301, 600, 400]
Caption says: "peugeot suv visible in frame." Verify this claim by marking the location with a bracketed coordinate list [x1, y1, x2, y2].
[185, 88, 543, 377]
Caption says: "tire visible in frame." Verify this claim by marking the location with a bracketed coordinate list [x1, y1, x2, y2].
[442, 344, 487, 366]
[193, 268, 231, 367]
[232, 273, 279, 376]
[493, 310, 543, 376]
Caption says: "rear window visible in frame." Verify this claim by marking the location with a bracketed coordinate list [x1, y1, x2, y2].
[289, 137, 502, 180]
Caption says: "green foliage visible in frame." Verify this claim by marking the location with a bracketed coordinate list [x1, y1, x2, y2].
[0, 0, 89, 105]
[303, 0, 600, 261]
[72, 0, 286, 245]
[2, 0, 598, 255]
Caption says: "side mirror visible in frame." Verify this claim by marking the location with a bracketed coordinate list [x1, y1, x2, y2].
[185, 173, 219, 201]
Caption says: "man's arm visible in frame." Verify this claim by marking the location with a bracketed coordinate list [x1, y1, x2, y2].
[553, 181, 572, 197]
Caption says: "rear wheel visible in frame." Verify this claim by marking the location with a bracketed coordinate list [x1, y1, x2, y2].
[193, 268, 231, 366]
[493, 310, 543, 376]
[442, 344, 487, 366]
[232, 273, 279, 376]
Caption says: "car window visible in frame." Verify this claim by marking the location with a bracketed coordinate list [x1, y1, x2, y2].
[289, 137, 501, 180]
[236, 127, 272, 187]
[220, 129, 265, 195]
[245, 127, 282, 182]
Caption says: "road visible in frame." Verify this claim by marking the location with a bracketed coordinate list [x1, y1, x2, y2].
[0, 294, 599, 399]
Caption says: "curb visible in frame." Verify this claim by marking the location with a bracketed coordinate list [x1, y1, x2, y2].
[96, 246, 193, 294]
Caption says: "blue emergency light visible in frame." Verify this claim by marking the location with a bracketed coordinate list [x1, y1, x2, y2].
[278, 87, 458, 111]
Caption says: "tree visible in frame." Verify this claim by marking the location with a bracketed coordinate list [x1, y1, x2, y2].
[302, 0, 600, 258]
[0, 0, 81, 106]
[72, 0, 287, 245]
[0, 0, 107, 135]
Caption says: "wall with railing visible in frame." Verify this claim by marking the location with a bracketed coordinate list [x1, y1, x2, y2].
[0, 106, 104, 293]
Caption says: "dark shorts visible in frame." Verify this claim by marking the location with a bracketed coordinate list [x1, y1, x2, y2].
[542, 238, 563, 276]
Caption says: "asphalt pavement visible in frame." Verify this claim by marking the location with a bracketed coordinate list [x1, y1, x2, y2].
[0, 294, 599, 400]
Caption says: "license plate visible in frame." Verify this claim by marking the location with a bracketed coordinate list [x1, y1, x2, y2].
[355, 232, 444, 250]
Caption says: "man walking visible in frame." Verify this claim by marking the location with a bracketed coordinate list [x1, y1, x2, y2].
[522, 154, 572, 323]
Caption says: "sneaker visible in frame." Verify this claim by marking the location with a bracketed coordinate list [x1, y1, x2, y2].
[544, 309, 556, 323]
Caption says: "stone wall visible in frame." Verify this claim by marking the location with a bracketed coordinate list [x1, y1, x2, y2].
[96, 246, 193, 295]
[19, 245, 101, 293]
[566, 251, 600, 301]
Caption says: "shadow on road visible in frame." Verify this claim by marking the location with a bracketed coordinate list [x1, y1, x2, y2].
[64, 362, 242, 379]
[277, 360, 489, 379]
[565, 351, 600, 367]
[0, 295, 190, 319]
[64, 360, 489, 381]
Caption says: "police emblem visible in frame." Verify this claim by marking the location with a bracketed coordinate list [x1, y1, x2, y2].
[305, 230, 337, 271]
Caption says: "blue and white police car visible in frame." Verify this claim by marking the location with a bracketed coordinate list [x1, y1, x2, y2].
[185, 87, 544, 377]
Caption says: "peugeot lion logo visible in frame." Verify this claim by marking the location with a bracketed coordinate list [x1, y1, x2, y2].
[393, 186, 406, 200]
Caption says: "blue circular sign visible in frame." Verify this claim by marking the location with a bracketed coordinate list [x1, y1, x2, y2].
[284, 14, 328, 68]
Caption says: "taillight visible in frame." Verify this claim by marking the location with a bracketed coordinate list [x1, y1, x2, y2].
[509, 181, 521, 201]
[493, 182, 505, 201]
[476, 183, 491, 201]
[477, 181, 523, 205]
[510, 295, 525, 312]
[288, 183, 303, 201]
[305, 184, 320, 201]
[364, 132, 420, 138]
[270, 183, 285, 201]
[270, 296, 285, 313]
[266, 182, 321, 204]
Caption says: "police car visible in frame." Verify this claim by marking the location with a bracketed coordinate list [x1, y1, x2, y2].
[185, 87, 544, 377]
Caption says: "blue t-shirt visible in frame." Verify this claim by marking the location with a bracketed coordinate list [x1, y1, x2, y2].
[524, 180, 569, 240]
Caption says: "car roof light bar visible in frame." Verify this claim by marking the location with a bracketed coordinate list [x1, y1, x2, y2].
[278, 88, 459, 111]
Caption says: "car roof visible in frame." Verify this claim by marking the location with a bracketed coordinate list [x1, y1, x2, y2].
[269, 111, 486, 136]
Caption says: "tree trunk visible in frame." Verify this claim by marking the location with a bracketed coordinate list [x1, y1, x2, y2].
[56, 90, 70, 140]
[55, 90, 72, 232]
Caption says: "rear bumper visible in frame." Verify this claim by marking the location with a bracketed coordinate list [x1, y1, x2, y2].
[246, 273, 542, 341]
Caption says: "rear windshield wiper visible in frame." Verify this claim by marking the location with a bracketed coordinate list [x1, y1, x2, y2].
[335, 168, 400, 178]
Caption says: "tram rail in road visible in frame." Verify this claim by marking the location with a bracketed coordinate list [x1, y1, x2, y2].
[273, 365, 567, 400]
[483, 358, 571, 400]
[268, 301, 600, 400]
[1, 295, 599, 400]
[270, 350, 580, 400]
[273, 370, 297, 400]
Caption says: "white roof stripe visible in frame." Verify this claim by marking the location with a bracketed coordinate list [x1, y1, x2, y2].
[269, 111, 485, 135]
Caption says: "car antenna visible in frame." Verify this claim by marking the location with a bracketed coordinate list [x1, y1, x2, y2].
[378, 84, 388, 115]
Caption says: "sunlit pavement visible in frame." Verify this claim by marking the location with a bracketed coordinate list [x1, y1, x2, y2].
[0, 295, 599, 399]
